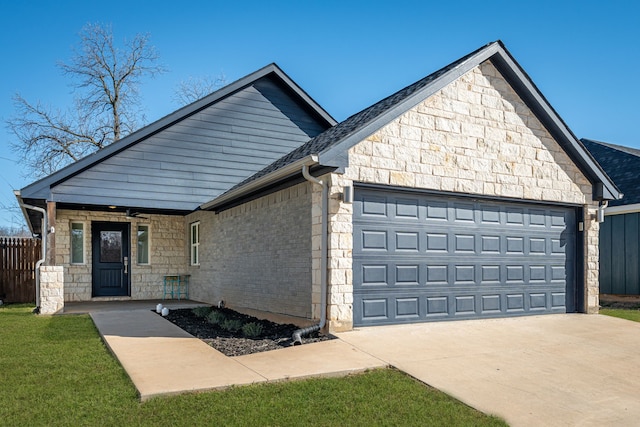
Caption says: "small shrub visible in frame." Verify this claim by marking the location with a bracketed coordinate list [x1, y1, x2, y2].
[191, 306, 211, 318]
[242, 322, 264, 338]
[207, 310, 227, 325]
[222, 319, 243, 333]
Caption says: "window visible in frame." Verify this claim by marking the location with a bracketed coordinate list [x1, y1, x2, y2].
[190, 222, 200, 266]
[137, 225, 150, 264]
[70, 222, 84, 264]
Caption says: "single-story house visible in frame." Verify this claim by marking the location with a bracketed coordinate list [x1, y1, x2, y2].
[16, 41, 620, 331]
[582, 138, 640, 296]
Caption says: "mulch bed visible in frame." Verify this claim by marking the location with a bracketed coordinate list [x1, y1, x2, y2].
[160, 306, 332, 357]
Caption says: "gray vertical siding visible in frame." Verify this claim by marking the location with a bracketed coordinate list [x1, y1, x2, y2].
[49, 77, 328, 210]
[600, 213, 640, 295]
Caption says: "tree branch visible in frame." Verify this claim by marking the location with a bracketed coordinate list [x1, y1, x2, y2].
[8, 23, 165, 177]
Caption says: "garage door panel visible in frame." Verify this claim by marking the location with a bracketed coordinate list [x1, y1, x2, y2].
[551, 292, 566, 308]
[356, 257, 570, 289]
[395, 198, 420, 218]
[355, 225, 572, 258]
[353, 187, 577, 326]
[355, 288, 569, 325]
[481, 295, 501, 313]
[426, 201, 448, 220]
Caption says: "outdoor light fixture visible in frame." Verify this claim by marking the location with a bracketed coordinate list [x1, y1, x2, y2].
[597, 201, 608, 223]
[341, 185, 354, 204]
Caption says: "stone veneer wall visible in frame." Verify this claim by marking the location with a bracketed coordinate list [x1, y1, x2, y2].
[187, 182, 313, 319]
[40, 265, 64, 314]
[322, 61, 599, 331]
[584, 215, 600, 313]
[55, 210, 186, 301]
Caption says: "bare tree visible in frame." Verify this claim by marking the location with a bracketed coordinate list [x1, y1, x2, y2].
[173, 73, 226, 106]
[0, 200, 30, 237]
[0, 224, 30, 237]
[7, 23, 165, 177]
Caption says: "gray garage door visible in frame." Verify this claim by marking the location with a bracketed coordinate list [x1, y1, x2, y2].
[353, 187, 577, 326]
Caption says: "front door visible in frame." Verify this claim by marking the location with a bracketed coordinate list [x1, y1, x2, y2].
[92, 222, 130, 297]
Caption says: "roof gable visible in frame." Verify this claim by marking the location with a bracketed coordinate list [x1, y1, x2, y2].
[582, 138, 639, 206]
[19, 63, 336, 207]
[208, 41, 620, 209]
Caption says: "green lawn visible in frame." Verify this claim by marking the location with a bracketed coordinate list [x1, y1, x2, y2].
[0, 304, 506, 426]
[600, 308, 640, 322]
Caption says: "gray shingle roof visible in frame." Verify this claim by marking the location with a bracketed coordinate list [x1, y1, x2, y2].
[205, 41, 622, 211]
[228, 42, 495, 192]
[581, 138, 640, 206]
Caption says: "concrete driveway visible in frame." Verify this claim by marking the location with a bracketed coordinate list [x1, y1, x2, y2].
[335, 314, 640, 427]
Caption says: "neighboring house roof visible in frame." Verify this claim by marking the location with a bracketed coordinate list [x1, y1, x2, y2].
[581, 138, 640, 207]
[203, 41, 621, 211]
[18, 64, 336, 233]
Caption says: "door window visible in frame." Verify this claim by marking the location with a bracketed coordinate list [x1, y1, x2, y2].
[100, 231, 122, 263]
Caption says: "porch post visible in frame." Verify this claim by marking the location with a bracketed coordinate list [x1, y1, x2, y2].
[40, 201, 63, 314]
[46, 201, 56, 265]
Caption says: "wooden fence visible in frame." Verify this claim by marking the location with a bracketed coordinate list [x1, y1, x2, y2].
[0, 237, 41, 303]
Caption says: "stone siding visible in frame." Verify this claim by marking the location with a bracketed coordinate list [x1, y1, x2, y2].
[55, 210, 186, 301]
[584, 210, 600, 312]
[40, 265, 64, 314]
[188, 182, 313, 318]
[322, 61, 598, 330]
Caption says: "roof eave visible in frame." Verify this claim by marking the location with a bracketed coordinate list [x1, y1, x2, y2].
[200, 154, 319, 211]
[605, 203, 640, 215]
[14, 190, 38, 236]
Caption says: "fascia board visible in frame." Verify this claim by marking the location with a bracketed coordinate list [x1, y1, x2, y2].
[200, 154, 319, 211]
[490, 49, 621, 201]
[604, 203, 640, 216]
[13, 190, 38, 235]
[268, 65, 337, 127]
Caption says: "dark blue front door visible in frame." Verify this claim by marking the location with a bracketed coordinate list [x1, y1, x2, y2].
[92, 222, 130, 297]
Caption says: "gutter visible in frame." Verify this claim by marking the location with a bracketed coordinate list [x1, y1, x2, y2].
[14, 191, 47, 314]
[603, 202, 640, 216]
[200, 155, 319, 211]
[198, 155, 329, 343]
[292, 164, 328, 345]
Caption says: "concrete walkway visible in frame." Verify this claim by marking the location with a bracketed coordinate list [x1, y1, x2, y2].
[89, 305, 640, 426]
[90, 308, 385, 401]
[336, 314, 640, 427]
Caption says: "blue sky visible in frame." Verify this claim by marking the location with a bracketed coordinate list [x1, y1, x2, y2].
[1, 0, 638, 229]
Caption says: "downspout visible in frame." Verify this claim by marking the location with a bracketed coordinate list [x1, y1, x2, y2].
[17, 202, 48, 314]
[292, 165, 328, 345]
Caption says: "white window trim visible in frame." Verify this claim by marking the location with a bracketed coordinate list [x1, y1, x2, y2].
[190, 221, 200, 266]
[70, 221, 86, 265]
[136, 224, 151, 265]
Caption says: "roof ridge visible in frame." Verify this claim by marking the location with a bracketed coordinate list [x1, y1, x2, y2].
[581, 138, 640, 158]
